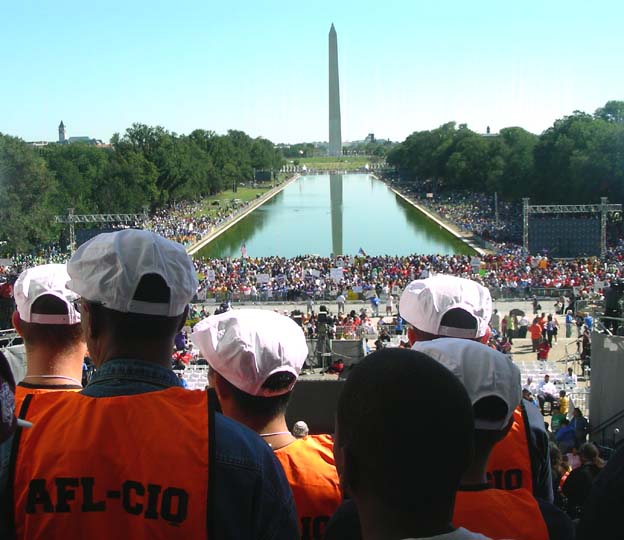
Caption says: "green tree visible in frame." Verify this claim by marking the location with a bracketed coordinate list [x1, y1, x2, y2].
[0, 134, 58, 252]
[595, 101, 624, 124]
[93, 150, 158, 212]
[43, 143, 111, 213]
[498, 127, 538, 199]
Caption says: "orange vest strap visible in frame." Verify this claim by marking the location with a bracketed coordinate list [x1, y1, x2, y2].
[206, 399, 216, 540]
[6, 393, 34, 540]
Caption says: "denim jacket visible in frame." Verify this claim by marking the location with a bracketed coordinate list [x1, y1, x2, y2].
[0, 359, 299, 540]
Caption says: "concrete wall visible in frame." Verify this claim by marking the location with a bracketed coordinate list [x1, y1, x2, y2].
[589, 332, 624, 446]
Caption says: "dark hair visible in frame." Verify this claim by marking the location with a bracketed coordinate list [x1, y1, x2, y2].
[90, 274, 185, 341]
[472, 396, 510, 452]
[440, 308, 478, 332]
[408, 308, 479, 342]
[473, 396, 508, 424]
[18, 295, 83, 349]
[579, 442, 605, 468]
[550, 442, 562, 467]
[225, 371, 295, 419]
[336, 348, 474, 511]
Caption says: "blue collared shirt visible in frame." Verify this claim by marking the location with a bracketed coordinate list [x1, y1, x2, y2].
[0, 358, 299, 540]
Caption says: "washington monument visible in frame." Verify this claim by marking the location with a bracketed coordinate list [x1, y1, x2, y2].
[328, 23, 342, 157]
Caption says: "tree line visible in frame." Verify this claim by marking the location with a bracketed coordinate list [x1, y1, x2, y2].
[0, 125, 284, 252]
[387, 100, 624, 204]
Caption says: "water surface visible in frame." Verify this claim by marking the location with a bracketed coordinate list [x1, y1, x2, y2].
[197, 174, 473, 258]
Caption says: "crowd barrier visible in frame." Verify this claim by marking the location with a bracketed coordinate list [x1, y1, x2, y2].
[488, 286, 574, 301]
[195, 286, 577, 307]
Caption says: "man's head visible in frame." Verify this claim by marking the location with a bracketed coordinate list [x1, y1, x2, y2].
[191, 309, 308, 422]
[559, 390, 566, 398]
[67, 229, 197, 366]
[544, 374, 550, 382]
[13, 264, 83, 352]
[293, 420, 309, 438]
[568, 367, 574, 375]
[335, 347, 474, 519]
[399, 275, 492, 344]
[412, 338, 521, 454]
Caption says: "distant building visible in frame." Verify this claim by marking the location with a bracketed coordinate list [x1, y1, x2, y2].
[57, 121, 104, 145]
[58, 120, 66, 143]
[26, 122, 106, 148]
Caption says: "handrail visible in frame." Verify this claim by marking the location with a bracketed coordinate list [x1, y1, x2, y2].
[591, 407, 624, 435]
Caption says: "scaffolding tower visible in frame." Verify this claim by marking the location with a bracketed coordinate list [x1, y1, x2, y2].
[54, 207, 149, 253]
[522, 197, 621, 258]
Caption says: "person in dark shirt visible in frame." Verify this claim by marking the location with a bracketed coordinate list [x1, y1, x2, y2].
[562, 442, 605, 519]
[577, 443, 624, 540]
[329, 348, 486, 540]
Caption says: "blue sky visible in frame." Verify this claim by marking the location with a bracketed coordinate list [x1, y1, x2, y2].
[1, 0, 622, 144]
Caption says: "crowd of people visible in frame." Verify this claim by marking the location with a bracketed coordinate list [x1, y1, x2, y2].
[146, 196, 255, 246]
[2, 230, 621, 539]
[190, 249, 624, 307]
[412, 190, 523, 245]
[3, 178, 624, 315]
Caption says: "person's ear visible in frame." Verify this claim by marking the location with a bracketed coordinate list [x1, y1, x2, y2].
[177, 306, 189, 332]
[340, 446, 359, 496]
[81, 301, 99, 340]
[12, 312, 22, 336]
[407, 326, 417, 345]
[212, 372, 234, 415]
[333, 441, 348, 492]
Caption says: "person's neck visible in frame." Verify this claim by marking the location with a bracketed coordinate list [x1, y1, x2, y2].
[357, 496, 455, 540]
[96, 339, 174, 369]
[460, 445, 493, 487]
[25, 345, 84, 383]
[232, 411, 295, 450]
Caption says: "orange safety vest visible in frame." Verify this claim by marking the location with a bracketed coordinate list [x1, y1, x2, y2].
[454, 488, 548, 540]
[15, 384, 81, 411]
[10, 387, 212, 540]
[273, 434, 342, 540]
[486, 406, 534, 494]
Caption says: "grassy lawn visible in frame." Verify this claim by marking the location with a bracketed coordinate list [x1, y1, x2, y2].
[298, 156, 375, 170]
[193, 185, 272, 217]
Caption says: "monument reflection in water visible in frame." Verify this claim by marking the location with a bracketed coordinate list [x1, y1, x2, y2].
[196, 174, 474, 259]
[330, 174, 343, 256]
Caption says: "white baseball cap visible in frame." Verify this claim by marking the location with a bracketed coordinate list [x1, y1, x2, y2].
[191, 309, 309, 397]
[67, 229, 198, 317]
[412, 338, 521, 431]
[399, 275, 492, 338]
[14, 264, 80, 325]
